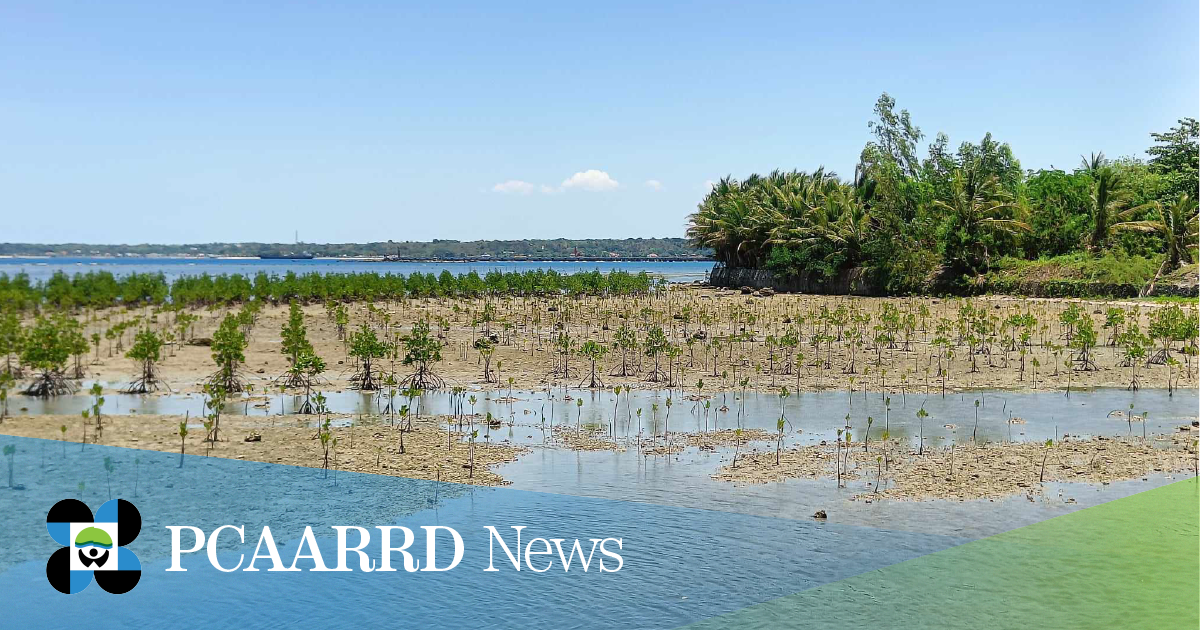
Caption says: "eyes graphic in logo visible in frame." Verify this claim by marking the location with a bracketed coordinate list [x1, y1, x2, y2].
[75, 527, 113, 568]
[46, 498, 142, 594]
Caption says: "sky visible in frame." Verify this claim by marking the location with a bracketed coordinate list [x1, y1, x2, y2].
[1, 0, 1197, 245]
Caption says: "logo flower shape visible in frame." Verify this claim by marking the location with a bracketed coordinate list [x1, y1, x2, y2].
[46, 498, 142, 594]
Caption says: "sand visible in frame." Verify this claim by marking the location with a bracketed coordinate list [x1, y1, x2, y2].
[712, 431, 1199, 501]
[4, 288, 1198, 499]
[23, 288, 1196, 399]
[0, 412, 524, 486]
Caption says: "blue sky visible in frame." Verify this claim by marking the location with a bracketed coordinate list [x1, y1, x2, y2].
[2, 0, 1197, 244]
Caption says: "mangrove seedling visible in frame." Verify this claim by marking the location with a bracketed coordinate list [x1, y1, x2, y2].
[732, 427, 743, 468]
[1039, 438, 1054, 482]
[400, 320, 445, 390]
[468, 429, 478, 479]
[20, 316, 76, 397]
[177, 420, 188, 467]
[3, 444, 14, 488]
[972, 399, 980, 443]
[917, 407, 929, 455]
[103, 455, 113, 500]
[208, 313, 247, 392]
[578, 340, 608, 389]
[124, 328, 166, 393]
[319, 418, 337, 478]
[88, 383, 105, 439]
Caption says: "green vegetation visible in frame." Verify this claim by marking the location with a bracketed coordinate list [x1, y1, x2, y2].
[349, 324, 388, 391]
[124, 327, 165, 393]
[0, 268, 660, 311]
[687, 94, 1198, 295]
[209, 313, 247, 392]
[19, 316, 76, 396]
[399, 319, 444, 390]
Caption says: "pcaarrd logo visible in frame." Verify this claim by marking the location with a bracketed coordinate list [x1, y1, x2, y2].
[46, 498, 142, 594]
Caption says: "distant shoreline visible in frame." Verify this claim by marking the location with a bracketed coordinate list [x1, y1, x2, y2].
[0, 237, 711, 261]
[0, 254, 712, 263]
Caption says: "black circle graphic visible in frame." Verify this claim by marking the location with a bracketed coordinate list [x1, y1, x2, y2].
[46, 498, 93, 528]
[113, 499, 142, 546]
[45, 547, 74, 595]
[95, 569, 141, 595]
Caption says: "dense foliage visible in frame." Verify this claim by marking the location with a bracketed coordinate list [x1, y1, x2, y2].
[0, 268, 660, 311]
[687, 94, 1198, 294]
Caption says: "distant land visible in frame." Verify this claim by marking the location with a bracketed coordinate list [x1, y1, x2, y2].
[0, 238, 711, 261]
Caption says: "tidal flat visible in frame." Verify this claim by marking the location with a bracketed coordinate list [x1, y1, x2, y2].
[1, 286, 1197, 528]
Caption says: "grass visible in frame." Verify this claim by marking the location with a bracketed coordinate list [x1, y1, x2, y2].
[987, 252, 1162, 286]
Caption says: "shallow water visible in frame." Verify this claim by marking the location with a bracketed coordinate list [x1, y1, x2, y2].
[0, 256, 713, 283]
[3, 388, 1197, 628]
[12, 385, 1197, 538]
[16, 385, 1199, 448]
[0, 435, 984, 629]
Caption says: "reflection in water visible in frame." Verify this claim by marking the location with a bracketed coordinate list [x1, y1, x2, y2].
[17, 386, 1198, 448]
[7, 386, 1197, 540]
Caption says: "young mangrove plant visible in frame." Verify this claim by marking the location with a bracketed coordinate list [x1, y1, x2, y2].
[917, 406, 929, 455]
[4, 443, 15, 489]
[292, 350, 326, 413]
[643, 326, 669, 382]
[203, 384, 227, 444]
[399, 319, 445, 390]
[474, 336, 496, 383]
[208, 313, 247, 392]
[124, 328, 166, 393]
[177, 420, 188, 468]
[468, 429, 478, 478]
[20, 316, 75, 397]
[349, 324, 388, 391]
[103, 455, 113, 500]
[279, 301, 315, 387]
[318, 417, 338, 479]
[775, 387, 790, 465]
[578, 340, 608, 389]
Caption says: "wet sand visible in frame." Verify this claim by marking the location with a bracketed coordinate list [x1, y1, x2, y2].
[34, 288, 1198, 398]
[0, 412, 524, 486]
[713, 431, 1199, 501]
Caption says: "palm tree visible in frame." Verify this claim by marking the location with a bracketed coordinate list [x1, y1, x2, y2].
[1078, 152, 1106, 178]
[933, 167, 1030, 271]
[1077, 153, 1131, 249]
[687, 177, 762, 267]
[1114, 194, 1199, 295]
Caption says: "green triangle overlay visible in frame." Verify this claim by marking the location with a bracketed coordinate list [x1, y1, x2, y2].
[682, 476, 1199, 630]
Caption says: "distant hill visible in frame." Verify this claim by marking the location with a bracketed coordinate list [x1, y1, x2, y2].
[0, 238, 711, 260]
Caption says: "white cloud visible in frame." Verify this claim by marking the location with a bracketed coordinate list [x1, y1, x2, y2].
[644, 179, 664, 191]
[492, 170, 622, 195]
[560, 169, 620, 192]
[491, 180, 536, 195]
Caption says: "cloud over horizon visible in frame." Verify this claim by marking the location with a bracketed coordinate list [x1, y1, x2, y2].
[491, 169, 623, 195]
[560, 169, 620, 192]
